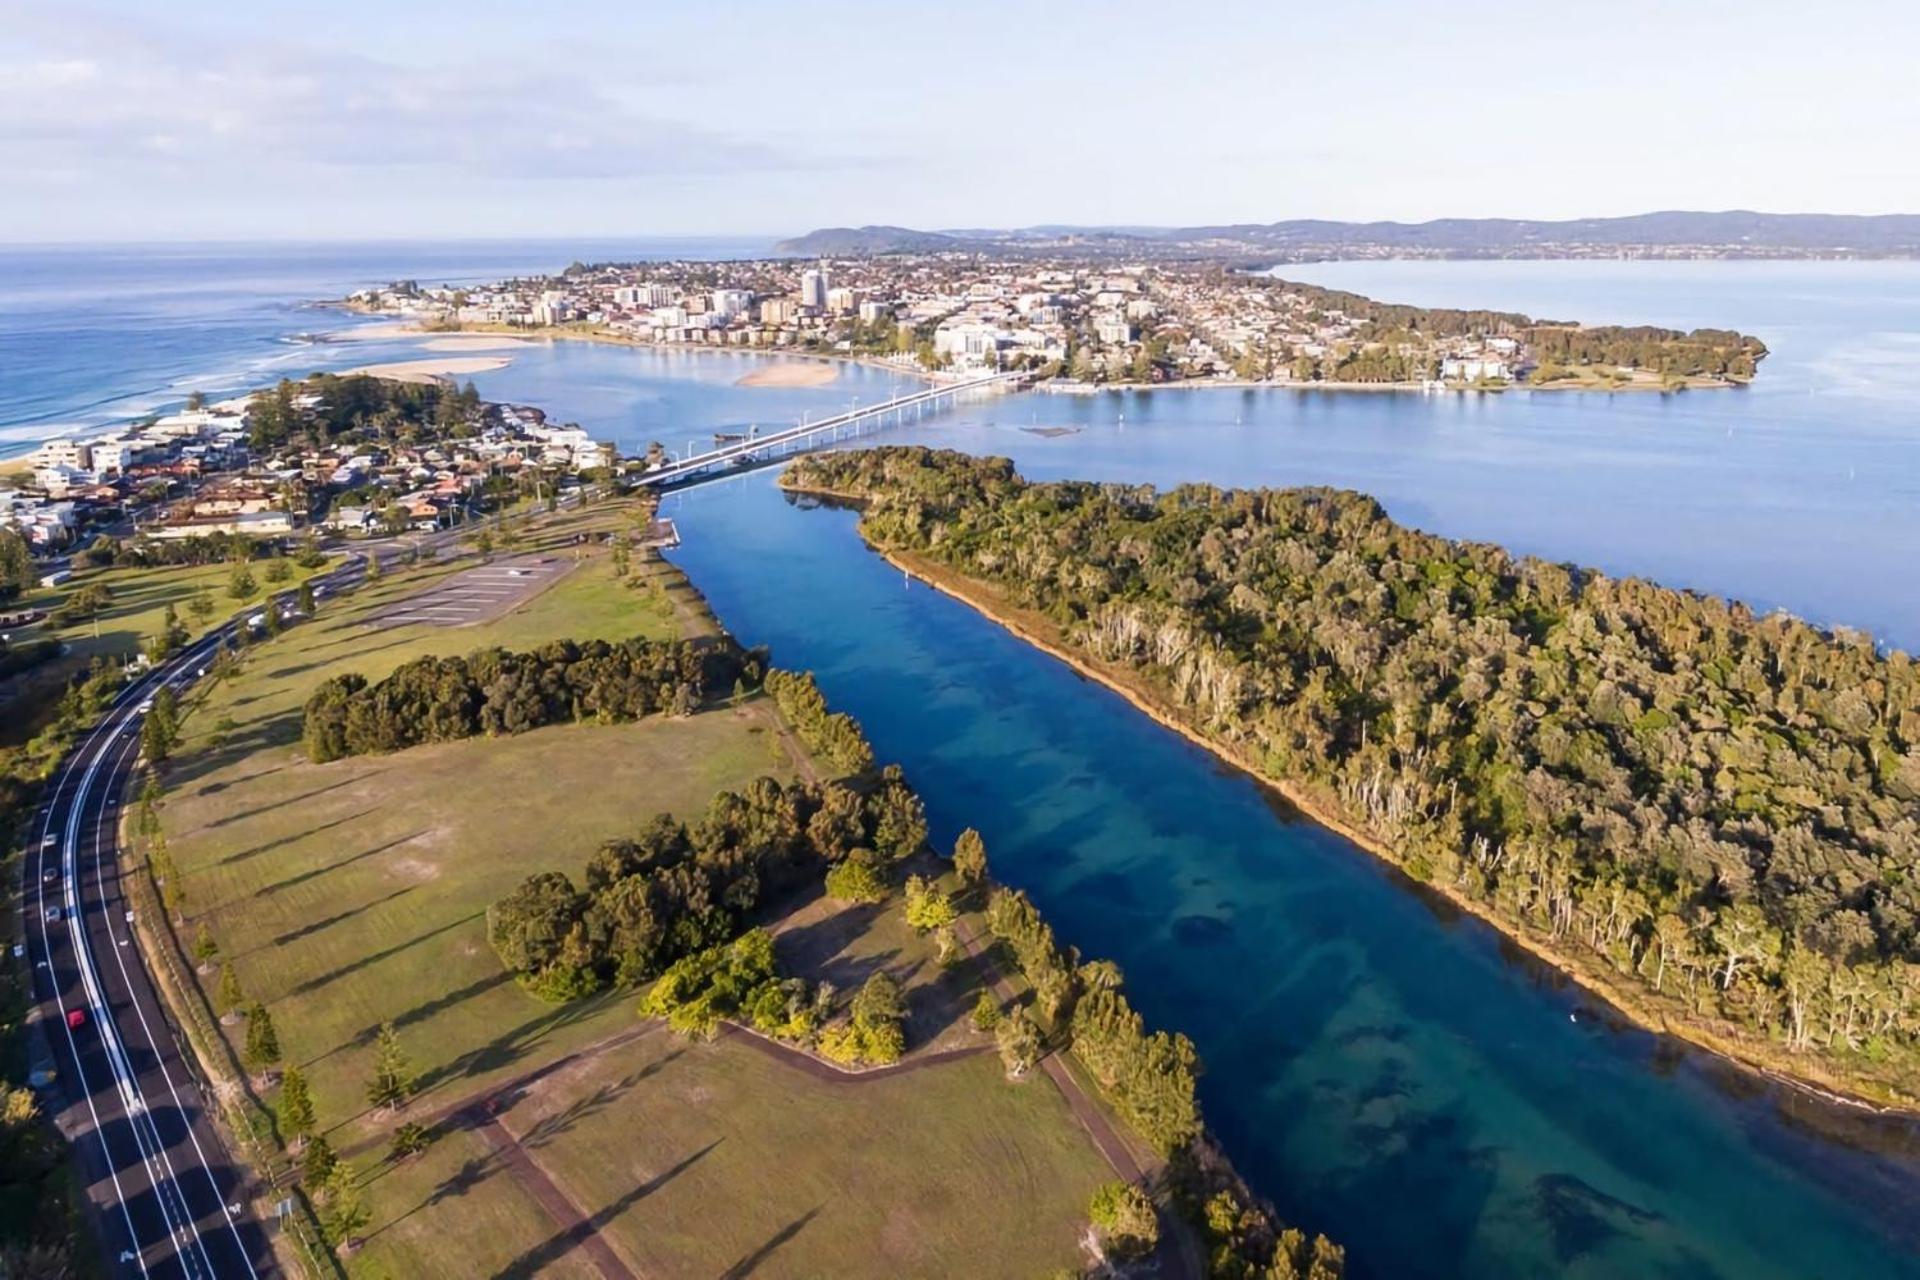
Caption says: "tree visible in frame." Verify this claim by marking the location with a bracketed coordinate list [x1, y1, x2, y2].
[142, 687, 179, 764]
[244, 1002, 283, 1074]
[300, 1134, 337, 1186]
[0, 529, 34, 604]
[903, 874, 956, 933]
[321, 1163, 369, 1253]
[263, 554, 292, 584]
[996, 1006, 1042, 1078]
[277, 1064, 316, 1148]
[388, 1122, 432, 1161]
[1711, 904, 1780, 992]
[192, 922, 220, 971]
[186, 590, 215, 624]
[1089, 1181, 1159, 1260]
[824, 855, 889, 905]
[365, 1022, 414, 1112]
[952, 828, 988, 887]
[215, 962, 246, 1021]
[297, 580, 316, 615]
[227, 561, 257, 600]
[971, 991, 1001, 1031]
[364, 552, 383, 583]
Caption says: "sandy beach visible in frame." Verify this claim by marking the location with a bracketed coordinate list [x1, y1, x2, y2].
[736, 362, 840, 388]
[343, 356, 513, 384]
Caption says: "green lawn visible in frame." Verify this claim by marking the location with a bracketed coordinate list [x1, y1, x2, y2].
[0, 556, 333, 745]
[150, 509, 1114, 1278]
[382, 1033, 1108, 1280]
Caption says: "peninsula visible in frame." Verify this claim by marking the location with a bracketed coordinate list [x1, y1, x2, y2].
[781, 447, 1920, 1114]
[345, 252, 1768, 393]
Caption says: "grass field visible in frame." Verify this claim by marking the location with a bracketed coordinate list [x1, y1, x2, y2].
[0, 555, 333, 745]
[448, 1034, 1106, 1279]
[151, 505, 1115, 1278]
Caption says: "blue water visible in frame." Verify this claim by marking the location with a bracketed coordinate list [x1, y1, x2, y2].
[10, 248, 1920, 1276]
[0, 238, 769, 450]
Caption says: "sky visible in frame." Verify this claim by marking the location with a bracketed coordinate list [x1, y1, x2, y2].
[6, 0, 1919, 242]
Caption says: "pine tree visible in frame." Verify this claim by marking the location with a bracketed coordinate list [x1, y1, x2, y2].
[301, 1134, 337, 1185]
[244, 1002, 283, 1073]
[277, 1064, 316, 1147]
[952, 827, 988, 887]
[322, 1163, 369, 1252]
[192, 922, 220, 970]
[364, 1022, 413, 1112]
[215, 962, 246, 1021]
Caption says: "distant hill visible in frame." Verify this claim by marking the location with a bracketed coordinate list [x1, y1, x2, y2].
[773, 225, 970, 255]
[777, 211, 1920, 259]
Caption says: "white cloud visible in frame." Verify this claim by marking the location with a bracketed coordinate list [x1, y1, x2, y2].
[0, 3, 858, 187]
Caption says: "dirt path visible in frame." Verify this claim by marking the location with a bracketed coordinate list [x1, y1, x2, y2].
[458, 1107, 640, 1280]
[716, 1022, 988, 1082]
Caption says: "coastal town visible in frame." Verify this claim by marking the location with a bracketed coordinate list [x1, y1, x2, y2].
[349, 253, 1767, 391]
[1, 382, 615, 561]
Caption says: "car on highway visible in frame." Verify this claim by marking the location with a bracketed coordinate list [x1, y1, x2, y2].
[247, 612, 267, 629]
[137, 697, 154, 713]
[66, 1009, 86, 1030]
[44, 907, 60, 923]
[41, 866, 57, 884]
[41, 833, 56, 850]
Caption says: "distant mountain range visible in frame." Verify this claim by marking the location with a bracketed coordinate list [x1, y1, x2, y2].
[774, 212, 1920, 260]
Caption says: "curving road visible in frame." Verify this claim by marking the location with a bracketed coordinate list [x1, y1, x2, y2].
[24, 555, 370, 1278]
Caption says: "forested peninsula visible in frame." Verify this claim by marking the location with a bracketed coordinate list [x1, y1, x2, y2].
[783, 447, 1920, 1110]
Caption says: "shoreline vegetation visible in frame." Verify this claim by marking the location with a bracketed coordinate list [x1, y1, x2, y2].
[777, 449, 1920, 1121]
[295, 593, 1342, 1273]
[331, 305, 1757, 397]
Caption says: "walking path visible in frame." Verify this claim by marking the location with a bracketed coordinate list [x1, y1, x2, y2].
[458, 1106, 639, 1280]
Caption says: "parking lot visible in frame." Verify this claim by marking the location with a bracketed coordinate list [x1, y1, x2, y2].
[363, 556, 572, 630]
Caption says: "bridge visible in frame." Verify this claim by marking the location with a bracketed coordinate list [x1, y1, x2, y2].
[634, 370, 1024, 488]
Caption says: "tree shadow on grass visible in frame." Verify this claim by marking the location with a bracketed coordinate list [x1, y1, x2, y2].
[717, 1206, 822, 1279]
[265, 883, 418, 949]
[217, 806, 377, 869]
[361, 1147, 510, 1244]
[488, 1139, 724, 1280]
[410, 987, 630, 1102]
[282, 906, 482, 999]
[198, 769, 377, 829]
[249, 828, 427, 903]
[517, 1050, 687, 1153]
[308, 969, 519, 1067]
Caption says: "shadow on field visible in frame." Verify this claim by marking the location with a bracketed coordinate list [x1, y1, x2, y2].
[265, 633, 416, 679]
[282, 906, 480, 998]
[251, 827, 424, 901]
[219, 806, 377, 868]
[201, 770, 371, 828]
[518, 1051, 686, 1153]
[313, 969, 519, 1066]
[364, 1148, 511, 1243]
[414, 988, 629, 1100]
[717, 1206, 823, 1279]
[267, 883, 418, 948]
[489, 1138, 724, 1280]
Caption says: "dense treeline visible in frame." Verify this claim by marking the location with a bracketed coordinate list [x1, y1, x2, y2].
[786, 447, 1920, 1100]
[487, 774, 924, 1000]
[1257, 275, 1767, 382]
[0, 529, 34, 604]
[302, 637, 752, 762]
[1524, 325, 1765, 379]
[247, 373, 488, 452]
[763, 668, 876, 774]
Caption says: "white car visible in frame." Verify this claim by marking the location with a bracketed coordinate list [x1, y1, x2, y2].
[137, 698, 154, 713]
[41, 834, 56, 849]
[247, 613, 266, 629]
[44, 908, 60, 923]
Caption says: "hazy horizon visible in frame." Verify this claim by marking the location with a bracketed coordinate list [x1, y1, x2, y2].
[8, 0, 1919, 241]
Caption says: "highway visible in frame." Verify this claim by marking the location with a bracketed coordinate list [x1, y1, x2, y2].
[23, 556, 369, 1278]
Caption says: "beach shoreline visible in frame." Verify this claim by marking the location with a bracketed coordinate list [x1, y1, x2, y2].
[780, 479, 1920, 1123]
